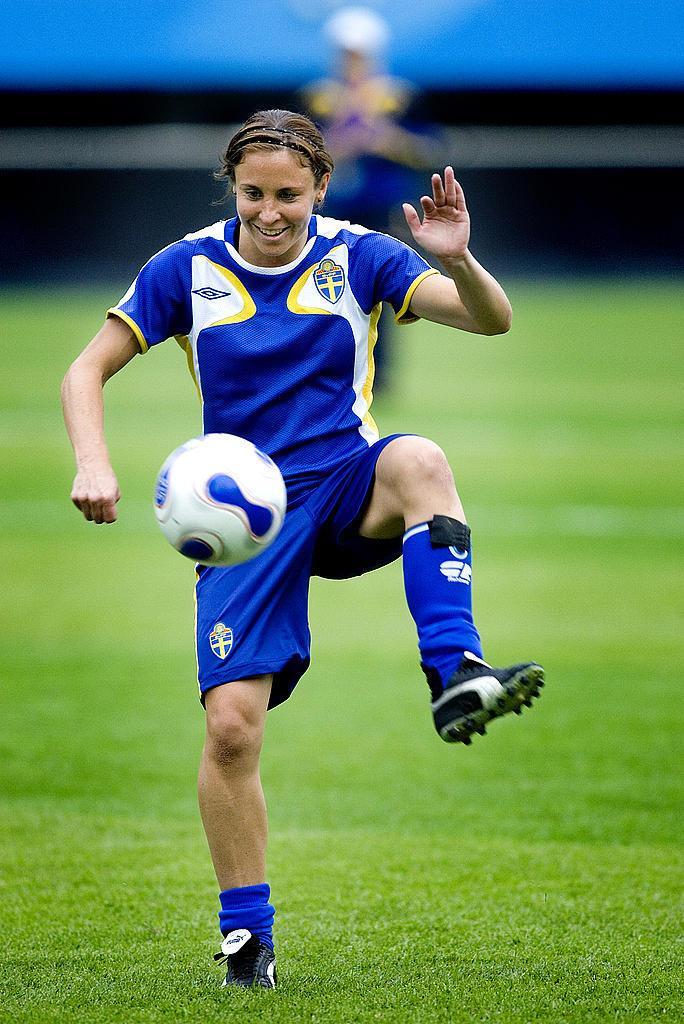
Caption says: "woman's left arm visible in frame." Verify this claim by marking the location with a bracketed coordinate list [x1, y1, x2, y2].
[403, 167, 512, 335]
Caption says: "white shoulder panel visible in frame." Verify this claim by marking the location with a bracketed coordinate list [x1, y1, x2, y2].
[189, 255, 257, 347]
[183, 221, 227, 242]
[315, 215, 371, 239]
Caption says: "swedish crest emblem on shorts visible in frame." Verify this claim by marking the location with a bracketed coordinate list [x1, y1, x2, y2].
[209, 622, 233, 660]
[313, 258, 345, 303]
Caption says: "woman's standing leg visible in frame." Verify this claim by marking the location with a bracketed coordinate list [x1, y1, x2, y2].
[199, 676, 277, 987]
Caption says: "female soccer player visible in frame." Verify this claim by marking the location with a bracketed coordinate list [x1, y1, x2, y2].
[62, 109, 543, 990]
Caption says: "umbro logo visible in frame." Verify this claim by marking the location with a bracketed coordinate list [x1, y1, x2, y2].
[193, 287, 231, 299]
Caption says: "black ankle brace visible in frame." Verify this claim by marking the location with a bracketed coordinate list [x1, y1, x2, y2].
[427, 515, 471, 552]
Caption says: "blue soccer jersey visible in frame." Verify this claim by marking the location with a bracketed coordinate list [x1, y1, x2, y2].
[108, 215, 437, 502]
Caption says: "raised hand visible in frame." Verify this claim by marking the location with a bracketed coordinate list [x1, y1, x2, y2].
[402, 166, 470, 263]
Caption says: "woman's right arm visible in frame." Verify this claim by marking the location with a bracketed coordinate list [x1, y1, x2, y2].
[61, 315, 141, 524]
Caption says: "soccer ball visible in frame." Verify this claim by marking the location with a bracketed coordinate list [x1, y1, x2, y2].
[154, 433, 287, 566]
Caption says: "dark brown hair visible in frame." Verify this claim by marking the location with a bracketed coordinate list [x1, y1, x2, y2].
[216, 109, 334, 191]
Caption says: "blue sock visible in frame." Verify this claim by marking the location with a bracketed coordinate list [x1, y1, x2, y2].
[402, 519, 484, 688]
[218, 883, 275, 950]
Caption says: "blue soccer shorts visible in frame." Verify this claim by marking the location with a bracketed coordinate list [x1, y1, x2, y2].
[195, 434, 407, 708]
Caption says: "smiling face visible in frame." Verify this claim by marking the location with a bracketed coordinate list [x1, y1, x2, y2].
[234, 147, 329, 268]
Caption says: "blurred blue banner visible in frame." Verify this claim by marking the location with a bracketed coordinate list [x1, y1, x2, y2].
[2, 0, 683, 89]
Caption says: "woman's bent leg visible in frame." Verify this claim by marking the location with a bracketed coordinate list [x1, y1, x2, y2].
[359, 435, 544, 744]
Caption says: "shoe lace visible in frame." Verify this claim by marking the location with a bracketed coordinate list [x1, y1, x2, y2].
[213, 935, 263, 982]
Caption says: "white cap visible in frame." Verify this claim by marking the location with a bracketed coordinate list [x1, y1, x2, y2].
[324, 6, 390, 56]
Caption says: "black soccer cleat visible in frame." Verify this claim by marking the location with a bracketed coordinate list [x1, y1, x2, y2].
[213, 928, 277, 989]
[426, 652, 545, 744]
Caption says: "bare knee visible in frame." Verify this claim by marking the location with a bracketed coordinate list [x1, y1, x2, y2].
[204, 684, 267, 770]
[381, 437, 455, 495]
[206, 708, 262, 769]
[361, 436, 463, 537]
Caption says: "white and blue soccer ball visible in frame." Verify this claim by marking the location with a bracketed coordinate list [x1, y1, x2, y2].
[154, 433, 287, 566]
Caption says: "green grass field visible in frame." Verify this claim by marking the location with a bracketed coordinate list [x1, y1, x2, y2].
[1, 282, 682, 1023]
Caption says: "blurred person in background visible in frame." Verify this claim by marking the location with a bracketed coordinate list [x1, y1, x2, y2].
[302, 6, 440, 390]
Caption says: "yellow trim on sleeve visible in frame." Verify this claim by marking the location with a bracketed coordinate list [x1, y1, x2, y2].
[107, 308, 149, 352]
[394, 268, 440, 325]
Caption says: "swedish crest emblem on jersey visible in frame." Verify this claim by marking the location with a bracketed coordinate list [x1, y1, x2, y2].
[209, 622, 233, 659]
[313, 258, 345, 303]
